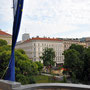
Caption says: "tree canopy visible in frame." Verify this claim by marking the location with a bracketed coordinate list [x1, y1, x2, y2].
[0, 41, 43, 84]
[40, 48, 55, 67]
[35, 61, 43, 73]
[82, 47, 90, 83]
[0, 39, 7, 46]
[63, 44, 90, 84]
[69, 44, 84, 54]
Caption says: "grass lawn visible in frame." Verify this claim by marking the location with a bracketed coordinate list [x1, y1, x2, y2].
[34, 75, 63, 83]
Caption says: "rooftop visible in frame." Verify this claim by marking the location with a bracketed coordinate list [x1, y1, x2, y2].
[24, 37, 62, 43]
[0, 29, 11, 36]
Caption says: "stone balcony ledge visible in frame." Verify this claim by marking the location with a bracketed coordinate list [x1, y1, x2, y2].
[0, 80, 90, 90]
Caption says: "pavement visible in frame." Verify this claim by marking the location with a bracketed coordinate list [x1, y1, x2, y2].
[41, 73, 64, 80]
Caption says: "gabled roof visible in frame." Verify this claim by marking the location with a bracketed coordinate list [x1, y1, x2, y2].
[0, 30, 11, 36]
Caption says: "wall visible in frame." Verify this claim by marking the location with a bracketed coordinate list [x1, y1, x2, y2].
[0, 35, 12, 45]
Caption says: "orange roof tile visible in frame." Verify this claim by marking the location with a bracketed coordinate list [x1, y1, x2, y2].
[32, 37, 62, 41]
[23, 37, 62, 43]
[0, 30, 11, 36]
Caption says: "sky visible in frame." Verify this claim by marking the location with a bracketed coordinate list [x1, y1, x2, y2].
[0, 0, 90, 41]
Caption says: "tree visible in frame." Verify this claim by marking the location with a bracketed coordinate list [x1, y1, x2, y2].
[64, 49, 84, 82]
[35, 61, 43, 74]
[0, 39, 7, 46]
[0, 45, 39, 84]
[16, 49, 26, 54]
[82, 47, 90, 84]
[40, 48, 55, 67]
[69, 44, 84, 54]
[63, 44, 85, 83]
[0, 45, 11, 52]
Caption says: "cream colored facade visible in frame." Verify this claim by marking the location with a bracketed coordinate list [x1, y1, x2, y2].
[16, 38, 64, 64]
[86, 42, 90, 48]
[85, 37, 90, 48]
[0, 35, 12, 45]
[63, 40, 86, 50]
[0, 30, 12, 45]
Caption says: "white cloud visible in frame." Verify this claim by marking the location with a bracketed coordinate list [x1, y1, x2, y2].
[0, 0, 13, 22]
[0, 0, 90, 41]
[23, 0, 90, 24]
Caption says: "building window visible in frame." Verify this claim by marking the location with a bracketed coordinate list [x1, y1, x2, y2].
[38, 43, 40, 46]
[34, 52, 36, 57]
[34, 48, 35, 51]
[34, 43, 35, 46]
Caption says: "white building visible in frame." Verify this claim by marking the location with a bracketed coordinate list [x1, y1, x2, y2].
[16, 37, 64, 64]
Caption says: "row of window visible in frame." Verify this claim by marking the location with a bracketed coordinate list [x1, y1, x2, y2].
[33, 43, 62, 47]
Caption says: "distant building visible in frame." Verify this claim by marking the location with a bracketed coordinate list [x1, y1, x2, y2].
[85, 37, 90, 42]
[16, 37, 64, 64]
[0, 29, 12, 45]
[80, 38, 86, 42]
[80, 37, 90, 48]
[63, 40, 86, 50]
[58, 38, 86, 50]
[22, 33, 30, 41]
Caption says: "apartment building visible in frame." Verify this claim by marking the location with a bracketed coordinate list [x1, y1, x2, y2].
[80, 37, 90, 48]
[58, 38, 86, 50]
[0, 29, 12, 45]
[16, 37, 64, 64]
[63, 40, 86, 50]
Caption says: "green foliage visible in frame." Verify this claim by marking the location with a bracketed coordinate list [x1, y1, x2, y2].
[35, 75, 49, 83]
[64, 49, 84, 82]
[35, 75, 62, 83]
[0, 51, 11, 77]
[40, 48, 55, 67]
[82, 47, 90, 84]
[69, 44, 84, 54]
[16, 74, 36, 85]
[16, 49, 26, 54]
[64, 49, 83, 71]
[0, 45, 11, 52]
[0, 45, 39, 84]
[35, 61, 43, 73]
[63, 44, 90, 84]
[62, 76, 67, 83]
[0, 39, 7, 46]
